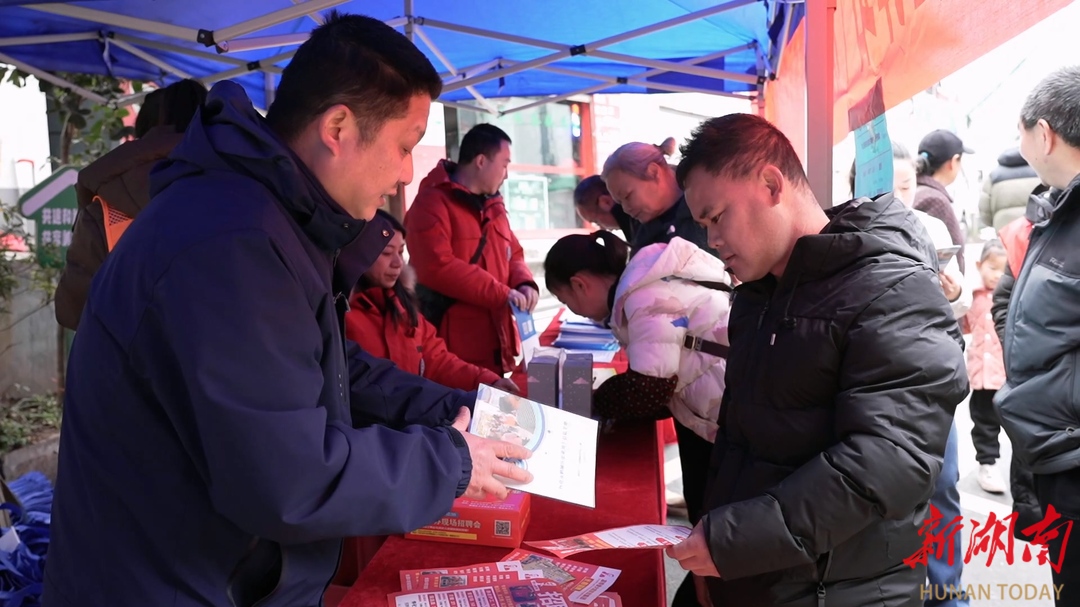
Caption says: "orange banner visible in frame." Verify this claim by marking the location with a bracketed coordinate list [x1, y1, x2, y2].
[767, 0, 1071, 157]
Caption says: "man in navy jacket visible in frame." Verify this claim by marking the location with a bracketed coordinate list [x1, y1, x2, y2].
[43, 12, 530, 607]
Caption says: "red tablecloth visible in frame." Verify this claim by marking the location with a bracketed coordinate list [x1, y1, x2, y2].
[335, 309, 668, 607]
[338, 420, 665, 607]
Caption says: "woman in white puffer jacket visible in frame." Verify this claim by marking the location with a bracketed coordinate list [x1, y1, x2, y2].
[545, 230, 731, 605]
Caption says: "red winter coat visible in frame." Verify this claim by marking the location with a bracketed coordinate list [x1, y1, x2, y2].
[404, 160, 537, 374]
[345, 286, 502, 391]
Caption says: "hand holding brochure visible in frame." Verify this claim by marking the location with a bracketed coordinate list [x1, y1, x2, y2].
[526, 524, 692, 558]
[472, 385, 598, 508]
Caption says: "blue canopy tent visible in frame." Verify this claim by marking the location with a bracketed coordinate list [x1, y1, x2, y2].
[0, 0, 792, 115]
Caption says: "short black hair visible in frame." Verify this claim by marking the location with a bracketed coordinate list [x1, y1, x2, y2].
[266, 11, 442, 144]
[544, 230, 628, 292]
[1021, 65, 1080, 149]
[573, 175, 608, 208]
[134, 88, 165, 139]
[676, 114, 808, 190]
[158, 79, 207, 134]
[458, 123, 511, 165]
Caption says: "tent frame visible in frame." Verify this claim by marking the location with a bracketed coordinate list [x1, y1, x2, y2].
[1, 0, 770, 116]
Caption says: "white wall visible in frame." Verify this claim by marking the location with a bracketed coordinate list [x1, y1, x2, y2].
[0, 72, 51, 210]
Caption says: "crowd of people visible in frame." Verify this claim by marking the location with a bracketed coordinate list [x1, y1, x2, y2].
[35, 9, 1080, 607]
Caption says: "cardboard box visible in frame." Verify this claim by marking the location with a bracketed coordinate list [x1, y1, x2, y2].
[405, 491, 532, 549]
[561, 353, 594, 417]
[526, 355, 559, 407]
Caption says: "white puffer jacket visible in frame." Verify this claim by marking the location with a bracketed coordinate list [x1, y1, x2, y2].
[609, 237, 731, 441]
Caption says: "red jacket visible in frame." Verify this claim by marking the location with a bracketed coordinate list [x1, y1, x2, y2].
[345, 287, 502, 391]
[404, 160, 536, 374]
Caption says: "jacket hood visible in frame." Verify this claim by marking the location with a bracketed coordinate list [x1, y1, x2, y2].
[151, 81, 369, 255]
[79, 125, 184, 214]
[785, 193, 937, 283]
[997, 148, 1029, 168]
[615, 237, 730, 305]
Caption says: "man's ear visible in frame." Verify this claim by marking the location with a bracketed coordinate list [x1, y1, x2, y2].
[597, 194, 615, 212]
[761, 165, 784, 203]
[1038, 119, 1057, 156]
[318, 104, 351, 157]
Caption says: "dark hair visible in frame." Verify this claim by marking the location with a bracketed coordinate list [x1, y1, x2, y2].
[848, 141, 913, 196]
[266, 11, 442, 144]
[134, 88, 165, 139]
[915, 152, 949, 177]
[980, 239, 1006, 263]
[360, 210, 418, 328]
[573, 175, 608, 208]
[158, 79, 207, 134]
[543, 230, 629, 292]
[1020, 65, 1080, 149]
[676, 114, 808, 191]
[458, 123, 512, 165]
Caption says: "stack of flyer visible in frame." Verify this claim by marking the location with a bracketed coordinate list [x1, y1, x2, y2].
[553, 314, 619, 353]
[388, 549, 623, 606]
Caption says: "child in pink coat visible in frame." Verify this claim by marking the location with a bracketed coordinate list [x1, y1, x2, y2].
[961, 240, 1008, 494]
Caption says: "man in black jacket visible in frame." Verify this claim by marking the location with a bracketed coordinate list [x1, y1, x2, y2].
[996, 65, 1080, 607]
[667, 113, 968, 607]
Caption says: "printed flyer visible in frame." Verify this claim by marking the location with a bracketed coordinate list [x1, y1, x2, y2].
[388, 578, 570, 607]
[502, 548, 620, 604]
[472, 385, 598, 508]
[526, 524, 692, 558]
[400, 561, 541, 591]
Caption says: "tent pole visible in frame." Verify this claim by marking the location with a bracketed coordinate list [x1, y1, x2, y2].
[109, 38, 195, 80]
[264, 72, 276, 107]
[442, 58, 503, 82]
[218, 33, 310, 53]
[499, 84, 612, 116]
[0, 52, 109, 104]
[412, 25, 498, 115]
[404, 0, 415, 42]
[113, 34, 249, 67]
[0, 32, 99, 47]
[25, 4, 199, 42]
[806, 0, 836, 209]
[292, 0, 326, 26]
[210, 0, 349, 47]
[216, 16, 408, 53]
[588, 50, 758, 84]
[440, 100, 488, 113]
[201, 50, 296, 84]
[441, 0, 760, 93]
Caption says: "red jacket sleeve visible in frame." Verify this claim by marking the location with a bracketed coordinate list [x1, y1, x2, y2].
[418, 314, 502, 391]
[405, 193, 511, 310]
[507, 227, 537, 291]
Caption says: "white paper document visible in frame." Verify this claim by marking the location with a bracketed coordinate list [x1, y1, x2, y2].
[471, 384, 598, 508]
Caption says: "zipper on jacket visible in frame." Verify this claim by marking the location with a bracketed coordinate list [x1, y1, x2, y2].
[757, 300, 770, 330]
[817, 551, 833, 607]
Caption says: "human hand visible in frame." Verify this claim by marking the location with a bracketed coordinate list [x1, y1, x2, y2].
[517, 285, 540, 313]
[508, 289, 529, 311]
[451, 407, 533, 499]
[939, 271, 961, 302]
[492, 377, 522, 394]
[665, 521, 721, 578]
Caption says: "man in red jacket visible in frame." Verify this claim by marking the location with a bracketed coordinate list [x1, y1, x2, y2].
[405, 124, 539, 375]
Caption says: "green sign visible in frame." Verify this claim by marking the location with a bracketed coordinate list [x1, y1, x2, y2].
[18, 166, 79, 268]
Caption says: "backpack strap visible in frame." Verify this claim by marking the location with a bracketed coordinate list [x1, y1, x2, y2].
[683, 335, 729, 359]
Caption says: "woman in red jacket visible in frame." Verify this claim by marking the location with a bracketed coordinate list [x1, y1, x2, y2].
[346, 210, 521, 394]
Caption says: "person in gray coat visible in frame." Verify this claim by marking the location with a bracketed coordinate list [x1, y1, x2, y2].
[995, 65, 1080, 607]
[667, 113, 968, 607]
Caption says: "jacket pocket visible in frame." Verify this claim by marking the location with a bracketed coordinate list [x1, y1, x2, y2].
[227, 537, 283, 607]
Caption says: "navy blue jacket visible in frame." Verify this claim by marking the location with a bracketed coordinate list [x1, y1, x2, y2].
[43, 82, 473, 607]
